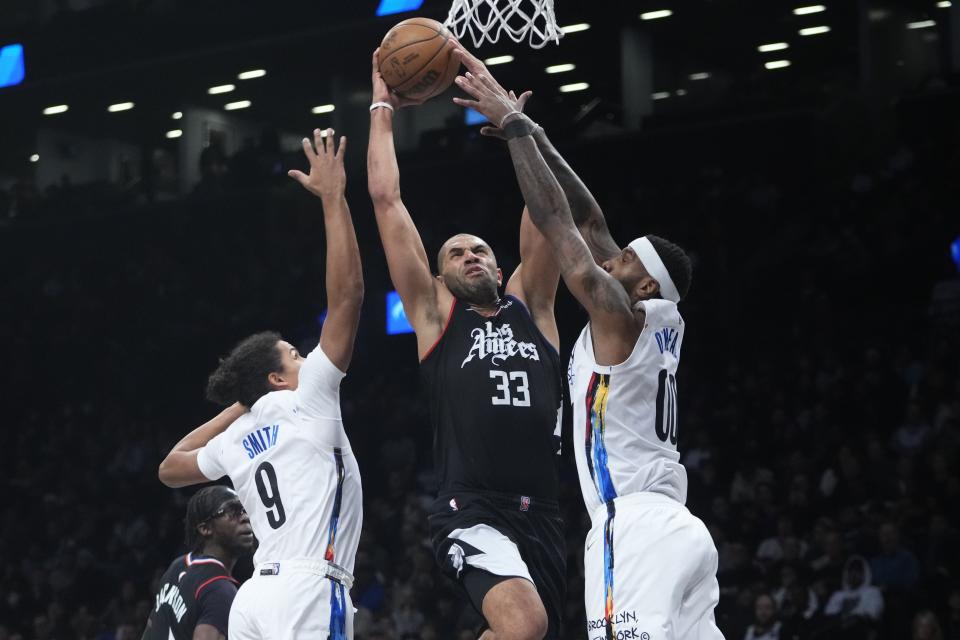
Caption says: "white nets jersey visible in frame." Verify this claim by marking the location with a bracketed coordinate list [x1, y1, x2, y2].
[197, 346, 362, 573]
[569, 299, 688, 517]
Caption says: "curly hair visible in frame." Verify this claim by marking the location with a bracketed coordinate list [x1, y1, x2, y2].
[647, 235, 693, 300]
[206, 331, 283, 407]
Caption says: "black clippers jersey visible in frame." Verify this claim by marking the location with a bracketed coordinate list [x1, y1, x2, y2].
[421, 295, 563, 500]
[142, 553, 238, 640]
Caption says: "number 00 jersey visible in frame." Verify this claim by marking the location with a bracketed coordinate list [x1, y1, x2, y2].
[197, 346, 362, 573]
[568, 299, 688, 516]
[421, 296, 563, 501]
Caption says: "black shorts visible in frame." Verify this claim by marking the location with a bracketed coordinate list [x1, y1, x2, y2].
[428, 490, 566, 639]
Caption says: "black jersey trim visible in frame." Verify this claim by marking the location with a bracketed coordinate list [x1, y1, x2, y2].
[503, 295, 560, 357]
[420, 296, 458, 363]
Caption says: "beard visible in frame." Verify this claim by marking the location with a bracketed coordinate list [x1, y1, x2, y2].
[444, 272, 499, 305]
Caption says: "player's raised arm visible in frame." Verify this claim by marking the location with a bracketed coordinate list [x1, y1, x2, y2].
[158, 403, 246, 488]
[505, 207, 560, 350]
[367, 48, 450, 357]
[455, 71, 639, 364]
[453, 47, 620, 264]
[288, 129, 363, 371]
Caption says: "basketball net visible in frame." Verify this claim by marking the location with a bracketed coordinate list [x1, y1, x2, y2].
[444, 0, 564, 49]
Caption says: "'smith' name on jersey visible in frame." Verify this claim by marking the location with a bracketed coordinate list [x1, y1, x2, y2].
[154, 583, 187, 622]
[242, 424, 280, 460]
[461, 321, 540, 368]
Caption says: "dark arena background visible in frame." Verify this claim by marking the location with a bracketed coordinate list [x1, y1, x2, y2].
[2, 1, 959, 639]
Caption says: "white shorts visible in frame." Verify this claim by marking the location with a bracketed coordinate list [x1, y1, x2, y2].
[584, 493, 723, 640]
[229, 559, 354, 640]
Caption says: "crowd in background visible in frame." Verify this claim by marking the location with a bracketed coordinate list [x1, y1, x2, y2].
[1, 96, 959, 640]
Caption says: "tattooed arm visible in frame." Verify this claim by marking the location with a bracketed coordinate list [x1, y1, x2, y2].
[530, 128, 622, 264]
[506, 132, 640, 365]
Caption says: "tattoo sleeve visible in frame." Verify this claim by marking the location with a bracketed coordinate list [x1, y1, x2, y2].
[506, 135, 632, 316]
[532, 127, 621, 263]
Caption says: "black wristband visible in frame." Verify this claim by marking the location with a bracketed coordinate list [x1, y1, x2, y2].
[503, 115, 539, 140]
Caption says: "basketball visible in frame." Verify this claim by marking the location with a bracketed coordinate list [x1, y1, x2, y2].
[378, 17, 460, 101]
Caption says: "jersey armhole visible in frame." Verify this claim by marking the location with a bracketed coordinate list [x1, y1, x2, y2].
[419, 297, 458, 363]
[505, 295, 560, 357]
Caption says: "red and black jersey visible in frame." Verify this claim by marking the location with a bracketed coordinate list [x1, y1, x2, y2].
[421, 296, 563, 501]
[141, 553, 239, 640]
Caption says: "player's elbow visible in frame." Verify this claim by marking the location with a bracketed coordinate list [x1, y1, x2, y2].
[158, 456, 187, 488]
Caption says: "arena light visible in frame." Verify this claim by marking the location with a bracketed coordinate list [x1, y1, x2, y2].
[906, 20, 936, 29]
[559, 82, 589, 93]
[376, 0, 424, 16]
[793, 5, 826, 15]
[676, 89, 688, 96]
[560, 23, 590, 33]
[652, 91, 671, 100]
[640, 9, 673, 20]
[546, 63, 575, 74]
[386, 291, 414, 334]
[165, 129, 183, 139]
[465, 107, 486, 125]
[237, 69, 266, 80]
[311, 104, 336, 114]
[765, 59, 792, 69]
[937, 1, 951, 7]
[43, 104, 69, 115]
[689, 72, 711, 80]
[224, 100, 251, 110]
[29, 154, 39, 163]
[758, 42, 790, 52]
[0, 43, 26, 88]
[484, 55, 514, 66]
[208, 84, 235, 95]
[107, 102, 135, 112]
[799, 25, 831, 35]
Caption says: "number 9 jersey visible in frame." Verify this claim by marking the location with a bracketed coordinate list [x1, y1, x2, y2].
[568, 298, 688, 516]
[197, 346, 362, 574]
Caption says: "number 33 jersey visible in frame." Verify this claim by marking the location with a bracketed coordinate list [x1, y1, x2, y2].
[197, 346, 362, 573]
[421, 296, 563, 501]
[568, 299, 688, 515]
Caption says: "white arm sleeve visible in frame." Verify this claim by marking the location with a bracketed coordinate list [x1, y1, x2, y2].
[295, 345, 347, 419]
[196, 431, 227, 480]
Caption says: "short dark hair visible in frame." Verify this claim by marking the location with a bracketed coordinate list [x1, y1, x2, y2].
[647, 235, 693, 300]
[206, 331, 283, 407]
[184, 485, 237, 552]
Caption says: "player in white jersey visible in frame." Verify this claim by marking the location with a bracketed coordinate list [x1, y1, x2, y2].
[157, 129, 363, 640]
[452, 57, 723, 640]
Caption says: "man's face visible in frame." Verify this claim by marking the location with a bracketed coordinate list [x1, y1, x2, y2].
[272, 341, 303, 391]
[207, 498, 255, 555]
[600, 247, 652, 301]
[755, 595, 775, 625]
[847, 562, 865, 588]
[438, 234, 501, 305]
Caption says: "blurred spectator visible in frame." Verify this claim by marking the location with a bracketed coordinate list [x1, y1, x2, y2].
[912, 610, 944, 640]
[822, 556, 883, 639]
[743, 593, 781, 640]
[870, 522, 920, 591]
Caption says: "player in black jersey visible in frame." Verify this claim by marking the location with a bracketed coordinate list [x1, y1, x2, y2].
[142, 486, 254, 640]
[368, 47, 564, 639]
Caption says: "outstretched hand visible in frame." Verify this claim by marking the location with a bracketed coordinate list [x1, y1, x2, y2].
[288, 128, 347, 199]
[452, 71, 533, 132]
[371, 48, 428, 110]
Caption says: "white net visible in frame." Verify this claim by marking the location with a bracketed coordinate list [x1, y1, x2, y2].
[444, 0, 564, 49]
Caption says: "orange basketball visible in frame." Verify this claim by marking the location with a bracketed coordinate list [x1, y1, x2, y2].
[378, 17, 460, 101]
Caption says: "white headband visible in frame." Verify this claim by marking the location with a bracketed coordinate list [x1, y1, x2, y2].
[628, 236, 681, 303]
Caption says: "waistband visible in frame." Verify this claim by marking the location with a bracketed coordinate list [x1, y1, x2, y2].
[255, 557, 354, 589]
[590, 491, 683, 525]
[439, 490, 559, 515]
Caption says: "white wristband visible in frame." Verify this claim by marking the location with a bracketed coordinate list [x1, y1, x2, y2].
[370, 101, 395, 113]
[499, 110, 521, 129]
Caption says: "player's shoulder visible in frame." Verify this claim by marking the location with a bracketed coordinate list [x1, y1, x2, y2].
[636, 298, 683, 330]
